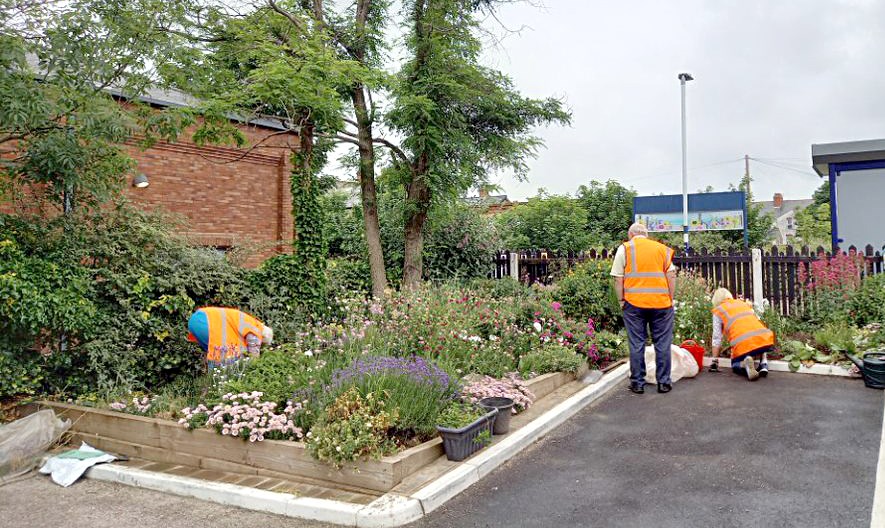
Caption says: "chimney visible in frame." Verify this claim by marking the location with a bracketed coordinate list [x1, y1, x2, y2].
[479, 188, 489, 199]
[773, 193, 783, 208]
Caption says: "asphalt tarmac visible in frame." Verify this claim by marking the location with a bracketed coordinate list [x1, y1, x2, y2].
[2, 371, 881, 528]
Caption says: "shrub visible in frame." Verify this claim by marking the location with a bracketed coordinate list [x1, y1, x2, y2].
[518, 343, 584, 376]
[846, 274, 885, 326]
[796, 253, 865, 326]
[306, 388, 397, 467]
[461, 373, 535, 413]
[0, 350, 44, 399]
[592, 330, 629, 365]
[555, 260, 620, 331]
[673, 272, 713, 347]
[326, 356, 456, 439]
[222, 348, 338, 407]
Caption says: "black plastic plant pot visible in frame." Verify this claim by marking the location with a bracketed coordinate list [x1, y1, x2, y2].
[436, 407, 498, 462]
[478, 397, 515, 435]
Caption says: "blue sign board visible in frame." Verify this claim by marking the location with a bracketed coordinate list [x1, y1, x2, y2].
[633, 191, 748, 247]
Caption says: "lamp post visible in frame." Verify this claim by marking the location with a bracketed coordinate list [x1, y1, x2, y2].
[678, 72, 693, 252]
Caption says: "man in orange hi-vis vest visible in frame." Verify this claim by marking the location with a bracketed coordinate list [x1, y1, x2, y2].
[186, 307, 273, 369]
[611, 223, 677, 394]
[709, 288, 775, 381]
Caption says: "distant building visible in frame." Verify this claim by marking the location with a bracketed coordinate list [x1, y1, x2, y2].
[463, 189, 516, 216]
[2, 86, 298, 266]
[812, 138, 885, 251]
[755, 193, 813, 245]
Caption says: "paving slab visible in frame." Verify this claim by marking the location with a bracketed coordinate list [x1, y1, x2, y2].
[408, 372, 883, 528]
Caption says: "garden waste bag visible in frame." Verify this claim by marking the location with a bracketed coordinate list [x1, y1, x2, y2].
[0, 410, 70, 485]
[642, 345, 700, 384]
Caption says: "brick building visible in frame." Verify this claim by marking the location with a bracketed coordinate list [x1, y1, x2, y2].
[4, 88, 298, 266]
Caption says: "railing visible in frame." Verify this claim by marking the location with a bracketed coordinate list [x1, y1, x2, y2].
[490, 244, 884, 315]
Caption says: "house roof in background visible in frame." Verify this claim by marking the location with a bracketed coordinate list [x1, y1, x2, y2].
[463, 194, 510, 206]
[812, 138, 885, 176]
[755, 198, 813, 218]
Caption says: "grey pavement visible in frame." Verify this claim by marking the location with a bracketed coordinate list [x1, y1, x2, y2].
[1, 372, 881, 528]
[410, 372, 884, 528]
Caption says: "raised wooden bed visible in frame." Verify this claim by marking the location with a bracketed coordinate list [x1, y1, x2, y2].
[38, 366, 590, 493]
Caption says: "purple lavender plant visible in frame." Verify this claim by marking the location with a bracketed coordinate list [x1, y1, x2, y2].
[329, 356, 452, 391]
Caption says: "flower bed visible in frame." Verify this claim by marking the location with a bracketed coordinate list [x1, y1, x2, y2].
[38, 363, 591, 491]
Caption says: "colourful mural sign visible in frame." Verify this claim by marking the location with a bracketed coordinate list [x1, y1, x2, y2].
[635, 210, 745, 233]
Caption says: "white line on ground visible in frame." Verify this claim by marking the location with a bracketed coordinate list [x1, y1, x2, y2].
[870, 392, 885, 528]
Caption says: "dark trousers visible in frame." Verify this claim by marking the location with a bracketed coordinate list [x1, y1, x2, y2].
[623, 302, 674, 386]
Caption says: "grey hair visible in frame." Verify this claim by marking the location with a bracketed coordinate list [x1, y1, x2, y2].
[628, 223, 649, 237]
[262, 326, 274, 345]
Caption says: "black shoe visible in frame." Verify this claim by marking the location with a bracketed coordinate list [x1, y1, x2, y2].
[657, 383, 672, 393]
[629, 383, 645, 394]
[709, 359, 719, 373]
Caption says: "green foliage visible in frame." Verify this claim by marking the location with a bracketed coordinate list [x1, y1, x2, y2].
[0, 205, 258, 398]
[0, 350, 44, 398]
[307, 388, 397, 468]
[794, 181, 831, 246]
[813, 324, 857, 355]
[422, 202, 501, 281]
[495, 193, 592, 251]
[780, 340, 830, 372]
[592, 330, 629, 364]
[555, 260, 621, 331]
[846, 274, 885, 326]
[518, 343, 584, 376]
[673, 273, 713, 347]
[437, 401, 487, 429]
[223, 349, 325, 407]
[576, 180, 637, 247]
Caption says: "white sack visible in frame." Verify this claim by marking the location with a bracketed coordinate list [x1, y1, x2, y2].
[642, 345, 699, 384]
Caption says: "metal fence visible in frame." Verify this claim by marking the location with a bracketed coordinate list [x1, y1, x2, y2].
[491, 245, 884, 315]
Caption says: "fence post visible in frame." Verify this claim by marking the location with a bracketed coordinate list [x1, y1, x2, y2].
[751, 248, 764, 310]
[509, 252, 519, 281]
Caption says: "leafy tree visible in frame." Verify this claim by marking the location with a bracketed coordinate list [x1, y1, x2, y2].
[576, 180, 636, 247]
[795, 181, 830, 247]
[387, 0, 571, 288]
[495, 192, 592, 251]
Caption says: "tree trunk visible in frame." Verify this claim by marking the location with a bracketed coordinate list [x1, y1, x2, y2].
[402, 154, 430, 288]
[351, 85, 388, 297]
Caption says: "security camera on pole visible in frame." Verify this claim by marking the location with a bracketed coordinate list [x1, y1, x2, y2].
[678, 72, 693, 252]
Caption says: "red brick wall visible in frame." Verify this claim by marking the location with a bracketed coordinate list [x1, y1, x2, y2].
[124, 123, 297, 266]
[1, 111, 298, 267]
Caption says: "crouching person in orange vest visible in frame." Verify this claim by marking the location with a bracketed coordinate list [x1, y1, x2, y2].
[709, 288, 774, 381]
[612, 223, 677, 395]
[186, 307, 273, 369]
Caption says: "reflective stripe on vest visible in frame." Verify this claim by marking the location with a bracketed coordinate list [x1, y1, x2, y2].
[623, 238, 673, 309]
[713, 299, 775, 358]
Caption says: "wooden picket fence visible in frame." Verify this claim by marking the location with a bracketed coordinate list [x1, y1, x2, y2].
[490, 245, 884, 315]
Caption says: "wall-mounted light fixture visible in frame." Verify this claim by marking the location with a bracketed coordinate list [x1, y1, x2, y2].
[132, 173, 149, 188]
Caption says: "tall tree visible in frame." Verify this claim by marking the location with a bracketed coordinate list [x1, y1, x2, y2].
[795, 181, 830, 246]
[388, 0, 570, 287]
[576, 180, 636, 246]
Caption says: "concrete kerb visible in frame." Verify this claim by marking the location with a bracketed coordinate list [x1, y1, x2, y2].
[77, 363, 630, 527]
[702, 357, 857, 377]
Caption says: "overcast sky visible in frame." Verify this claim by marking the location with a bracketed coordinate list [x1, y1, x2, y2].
[471, 0, 885, 203]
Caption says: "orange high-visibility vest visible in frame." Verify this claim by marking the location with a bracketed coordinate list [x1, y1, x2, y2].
[194, 307, 265, 363]
[712, 299, 775, 359]
[623, 237, 674, 309]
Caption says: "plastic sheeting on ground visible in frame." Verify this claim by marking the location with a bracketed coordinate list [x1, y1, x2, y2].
[39, 442, 116, 487]
[0, 409, 70, 485]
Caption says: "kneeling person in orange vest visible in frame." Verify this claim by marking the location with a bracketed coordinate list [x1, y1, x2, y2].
[187, 307, 273, 369]
[709, 288, 774, 381]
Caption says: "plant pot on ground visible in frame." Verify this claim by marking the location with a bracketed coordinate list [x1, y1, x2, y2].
[436, 401, 497, 462]
[478, 397, 515, 435]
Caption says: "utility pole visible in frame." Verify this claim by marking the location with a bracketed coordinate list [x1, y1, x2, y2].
[744, 154, 751, 197]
